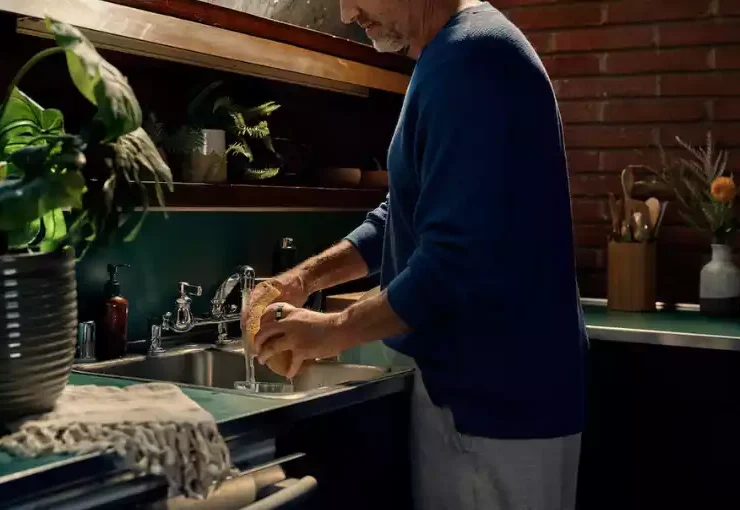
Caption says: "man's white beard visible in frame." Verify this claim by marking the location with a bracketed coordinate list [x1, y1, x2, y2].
[371, 36, 407, 53]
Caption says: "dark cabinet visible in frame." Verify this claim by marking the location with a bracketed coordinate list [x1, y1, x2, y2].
[578, 340, 740, 510]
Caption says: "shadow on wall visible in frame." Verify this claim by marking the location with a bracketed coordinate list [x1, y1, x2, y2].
[76, 211, 369, 341]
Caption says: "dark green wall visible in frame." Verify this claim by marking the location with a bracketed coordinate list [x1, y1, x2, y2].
[76, 211, 369, 341]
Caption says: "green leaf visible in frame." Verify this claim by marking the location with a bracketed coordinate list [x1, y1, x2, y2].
[8, 217, 41, 249]
[38, 208, 67, 252]
[227, 141, 253, 162]
[0, 89, 64, 157]
[45, 18, 142, 141]
[41, 109, 64, 133]
[0, 168, 85, 231]
[111, 127, 173, 189]
[0, 161, 6, 180]
[239, 101, 280, 121]
[244, 167, 280, 180]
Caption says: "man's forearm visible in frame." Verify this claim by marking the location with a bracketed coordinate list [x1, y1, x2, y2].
[294, 240, 369, 294]
[335, 291, 410, 349]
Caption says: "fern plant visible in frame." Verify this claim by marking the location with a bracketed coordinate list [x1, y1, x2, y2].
[630, 131, 735, 244]
[143, 112, 205, 157]
[223, 100, 281, 180]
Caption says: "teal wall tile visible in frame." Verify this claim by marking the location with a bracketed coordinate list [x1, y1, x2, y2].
[76, 211, 367, 341]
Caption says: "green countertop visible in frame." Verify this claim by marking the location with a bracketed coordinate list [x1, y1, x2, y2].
[0, 373, 286, 480]
[583, 305, 740, 339]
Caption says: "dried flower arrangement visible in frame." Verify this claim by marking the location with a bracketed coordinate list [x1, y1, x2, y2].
[629, 131, 736, 245]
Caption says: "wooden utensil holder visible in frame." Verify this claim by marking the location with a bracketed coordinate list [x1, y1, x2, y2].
[607, 241, 657, 312]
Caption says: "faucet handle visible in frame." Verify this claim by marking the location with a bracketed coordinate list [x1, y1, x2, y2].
[238, 266, 256, 291]
[178, 282, 203, 299]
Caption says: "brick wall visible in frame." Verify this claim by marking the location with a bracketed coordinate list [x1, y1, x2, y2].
[495, 0, 740, 303]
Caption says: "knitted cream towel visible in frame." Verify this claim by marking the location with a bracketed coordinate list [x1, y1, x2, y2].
[0, 383, 233, 499]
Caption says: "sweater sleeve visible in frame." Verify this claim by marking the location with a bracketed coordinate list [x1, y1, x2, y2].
[386, 63, 511, 330]
[344, 194, 389, 275]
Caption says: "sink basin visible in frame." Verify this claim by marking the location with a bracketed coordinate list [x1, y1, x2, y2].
[74, 346, 390, 399]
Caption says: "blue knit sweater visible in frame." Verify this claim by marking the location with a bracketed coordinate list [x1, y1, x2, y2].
[346, 4, 587, 439]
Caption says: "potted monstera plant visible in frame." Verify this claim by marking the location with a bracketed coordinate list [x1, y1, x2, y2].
[0, 19, 172, 421]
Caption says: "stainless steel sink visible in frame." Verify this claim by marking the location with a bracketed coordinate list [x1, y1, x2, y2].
[74, 345, 390, 399]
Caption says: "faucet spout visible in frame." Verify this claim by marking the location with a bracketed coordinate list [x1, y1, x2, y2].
[211, 273, 241, 318]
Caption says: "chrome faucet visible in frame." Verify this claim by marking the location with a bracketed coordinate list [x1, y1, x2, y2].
[148, 266, 256, 356]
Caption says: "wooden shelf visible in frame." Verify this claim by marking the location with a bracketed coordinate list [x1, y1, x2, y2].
[107, 0, 415, 76]
[145, 182, 386, 211]
[6, 0, 411, 96]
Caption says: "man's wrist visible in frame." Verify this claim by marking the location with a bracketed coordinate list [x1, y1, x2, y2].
[331, 309, 361, 351]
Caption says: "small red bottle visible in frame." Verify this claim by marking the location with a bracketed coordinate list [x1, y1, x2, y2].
[97, 264, 130, 361]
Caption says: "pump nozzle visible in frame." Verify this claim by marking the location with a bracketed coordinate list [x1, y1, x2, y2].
[105, 264, 130, 297]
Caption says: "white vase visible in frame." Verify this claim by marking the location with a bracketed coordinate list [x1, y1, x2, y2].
[699, 244, 740, 317]
[183, 129, 227, 183]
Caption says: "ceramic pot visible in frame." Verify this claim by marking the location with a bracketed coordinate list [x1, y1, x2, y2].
[0, 247, 77, 423]
[699, 244, 740, 317]
[183, 129, 227, 183]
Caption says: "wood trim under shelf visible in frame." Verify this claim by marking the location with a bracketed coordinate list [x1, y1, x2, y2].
[6, 0, 410, 95]
[144, 182, 386, 211]
[105, 0, 414, 75]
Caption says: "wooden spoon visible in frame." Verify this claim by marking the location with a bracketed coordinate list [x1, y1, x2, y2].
[621, 167, 635, 218]
[645, 197, 660, 230]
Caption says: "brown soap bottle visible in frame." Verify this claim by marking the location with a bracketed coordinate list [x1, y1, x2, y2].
[97, 263, 130, 361]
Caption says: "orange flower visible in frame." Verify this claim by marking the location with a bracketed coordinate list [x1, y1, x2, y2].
[711, 176, 736, 204]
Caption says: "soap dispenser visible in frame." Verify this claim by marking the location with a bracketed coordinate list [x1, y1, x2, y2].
[97, 263, 130, 361]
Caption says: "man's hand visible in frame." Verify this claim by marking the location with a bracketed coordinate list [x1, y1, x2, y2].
[253, 303, 350, 379]
[253, 290, 411, 379]
[241, 271, 308, 331]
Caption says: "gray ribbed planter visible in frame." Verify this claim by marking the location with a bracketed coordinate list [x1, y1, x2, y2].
[0, 247, 77, 423]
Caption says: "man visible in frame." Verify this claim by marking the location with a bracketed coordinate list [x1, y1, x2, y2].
[247, 1, 587, 508]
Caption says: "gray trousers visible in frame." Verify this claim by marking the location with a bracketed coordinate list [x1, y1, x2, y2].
[410, 368, 581, 510]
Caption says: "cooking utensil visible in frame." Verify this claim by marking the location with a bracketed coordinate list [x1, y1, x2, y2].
[608, 192, 622, 239]
[652, 201, 668, 239]
[632, 212, 650, 243]
[621, 167, 635, 218]
[645, 197, 660, 230]
[620, 219, 632, 242]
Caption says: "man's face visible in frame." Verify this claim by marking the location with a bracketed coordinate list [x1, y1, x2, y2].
[340, 0, 410, 53]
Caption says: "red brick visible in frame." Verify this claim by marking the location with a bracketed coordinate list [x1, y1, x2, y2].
[661, 73, 740, 97]
[560, 101, 604, 123]
[601, 148, 681, 173]
[658, 226, 712, 247]
[603, 99, 709, 123]
[565, 125, 657, 149]
[660, 20, 740, 47]
[506, 4, 603, 31]
[574, 224, 612, 246]
[572, 199, 609, 223]
[576, 271, 605, 298]
[607, 0, 713, 24]
[729, 149, 740, 168]
[718, 0, 740, 16]
[715, 100, 740, 121]
[575, 247, 606, 270]
[716, 47, 740, 70]
[525, 32, 553, 53]
[659, 123, 740, 147]
[555, 76, 658, 99]
[606, 48, 711, 74]
[541, 54, 602, 78]
[567, 150, 601, 172]
[552, 26, 654, 52]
